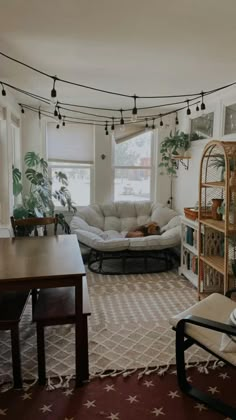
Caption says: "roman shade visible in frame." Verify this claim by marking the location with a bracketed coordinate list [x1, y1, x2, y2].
[47, 122, 94, 164]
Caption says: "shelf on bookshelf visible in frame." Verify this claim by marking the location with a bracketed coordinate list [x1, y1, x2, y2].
[200, 255, 224, 275]
[199, 218, 236, 233]
[201, 181, 225, 188]
[183, 241, 198, 256]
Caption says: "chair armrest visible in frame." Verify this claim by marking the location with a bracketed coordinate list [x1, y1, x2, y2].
[177, 315, 236, 336]
[225, 288, 236, 298]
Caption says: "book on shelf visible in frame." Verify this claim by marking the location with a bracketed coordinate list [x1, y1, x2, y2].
[182, 249, 198, 275]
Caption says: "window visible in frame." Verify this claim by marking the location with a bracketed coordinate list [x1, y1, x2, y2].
[113, 130, 153, 201]
[47, 122, 94, 207]
[50, 162, 92, 207]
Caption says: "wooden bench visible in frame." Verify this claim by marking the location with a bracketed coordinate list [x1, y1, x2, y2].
[33, 276, 91, 385]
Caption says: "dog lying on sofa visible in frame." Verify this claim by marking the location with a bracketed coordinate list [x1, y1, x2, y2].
[125, 222, 161, 238]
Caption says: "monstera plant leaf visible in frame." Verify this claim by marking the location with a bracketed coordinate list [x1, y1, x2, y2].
[24, 151, 41, 167]
[25, 169, 44, 185]
[55, 171, 68, 186]
[12, 166, 23, 196]
[39, 158, 48, 174]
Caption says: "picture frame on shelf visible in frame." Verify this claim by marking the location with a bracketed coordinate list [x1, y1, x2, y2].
[190, 112, 214, 141]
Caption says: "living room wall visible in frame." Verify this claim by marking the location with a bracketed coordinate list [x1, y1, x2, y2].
[173, 87, 236, 213]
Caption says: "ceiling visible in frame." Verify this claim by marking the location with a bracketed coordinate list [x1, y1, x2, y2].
[1, 0, 236, 117]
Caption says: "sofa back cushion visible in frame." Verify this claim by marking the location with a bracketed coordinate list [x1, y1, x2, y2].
[151, 205, 178, 228]
[76, 204, 104, 230]
[102, 201, 153, 232]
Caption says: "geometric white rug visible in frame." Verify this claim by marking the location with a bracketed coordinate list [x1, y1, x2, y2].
[0, 269, 212, 387]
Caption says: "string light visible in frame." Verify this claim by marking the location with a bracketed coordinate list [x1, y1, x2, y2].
[152, 119, 156, 130]
[175, 112, 179, 125]
[21, 105, 25, 114]
[1, 83, 6, 96]
[111, 117, 115, 132]
[56, 123, 60, 129]
[120, 109, 125, 131]
[131, 94, 138, 122]
[58, 107, 62, 120]
[62, 116, 65, 127]
[51, 76, 57, 103]
[54, 104, 58, 117]
[196, 104, 200, 112]
[201, 91, 206, 110]
[186, 100, 191, 115]
[145, 118, 149, 130]
[160, 114, 163, 127]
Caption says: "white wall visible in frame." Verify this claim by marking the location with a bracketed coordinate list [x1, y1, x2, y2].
[173, 88, 236, 213]
[0, 92, 21, 225]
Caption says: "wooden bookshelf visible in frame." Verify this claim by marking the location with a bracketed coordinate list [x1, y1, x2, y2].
[200, 255, 224, 275]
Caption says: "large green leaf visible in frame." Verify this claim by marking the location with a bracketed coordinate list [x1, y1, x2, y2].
[12, 166, 23, 196]
[55, 171, 68, 186]
[24, 152, 40, 168]
[25, 169, 44, 185]
[39, 158, 48, 174]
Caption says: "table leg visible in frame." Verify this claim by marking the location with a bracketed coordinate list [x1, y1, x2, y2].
[75, 280, 83, 387]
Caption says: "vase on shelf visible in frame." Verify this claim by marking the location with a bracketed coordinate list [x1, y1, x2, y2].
[211, 198, 223, 220]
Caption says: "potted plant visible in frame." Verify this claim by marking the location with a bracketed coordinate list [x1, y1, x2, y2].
[13, 152, 76, 233]
[159, 130, 190, 176]
[209, 154, 235, 181]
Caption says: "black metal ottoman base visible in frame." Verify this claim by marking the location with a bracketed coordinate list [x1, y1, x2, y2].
[87, 248, 174, 275]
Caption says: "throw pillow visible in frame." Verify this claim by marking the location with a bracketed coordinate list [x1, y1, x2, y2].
[220, 308, 236, 352]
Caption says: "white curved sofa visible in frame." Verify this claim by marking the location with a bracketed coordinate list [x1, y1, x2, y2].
[70, 201, 181, 253]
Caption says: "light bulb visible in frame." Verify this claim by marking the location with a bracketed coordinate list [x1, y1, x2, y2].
[131, 114, 138, 122]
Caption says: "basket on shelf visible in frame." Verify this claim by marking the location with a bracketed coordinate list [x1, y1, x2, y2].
[184, 207, 212, 221]
[184, 208, 198, 220]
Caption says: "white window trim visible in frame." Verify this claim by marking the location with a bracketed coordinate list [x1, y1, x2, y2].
[49, 161, 94, 210]
[112, 131, 155, 202]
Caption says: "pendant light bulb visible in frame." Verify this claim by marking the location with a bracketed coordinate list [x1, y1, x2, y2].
[196, 104, 200, 112]
[58, 108, 62, 120]
[111, 117, 115, 132]
[21, 106, 25, 114]
[145, 118, 149, 131]
[186, 100, 191, 115]
[201, 91, 206, 110]
[175, 112, 179, 125]
[56, 123, 60, 129]
[160, 115, 163, 127]
[120, 109, 125, 131]
[62, 117, 65, 127]
[152, 119, 156, 130]
[51, 77, 57, 102]
[1, 83, 6, 97]
[54, 106, 58, 117]
[131, 95, 138, 122]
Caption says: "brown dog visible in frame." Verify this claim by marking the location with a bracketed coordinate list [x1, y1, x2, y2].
[126, 222, 161, 238]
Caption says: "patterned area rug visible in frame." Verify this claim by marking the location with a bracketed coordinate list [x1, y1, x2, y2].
[0, 270, 211, 386]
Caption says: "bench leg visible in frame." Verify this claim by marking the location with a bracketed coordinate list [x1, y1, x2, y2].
[11, 326, 23, 389]
[80, 315, 89, 382]
[36, 325, 46, 385]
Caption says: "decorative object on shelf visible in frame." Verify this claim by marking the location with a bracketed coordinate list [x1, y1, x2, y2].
[12, 152, 76, 233]
[190, 112, 214, 141]
[184, 207, 198, 221]
[159, 131, 191, 176]
[211, 198, 223, 220]
[198, 140, 236, 299]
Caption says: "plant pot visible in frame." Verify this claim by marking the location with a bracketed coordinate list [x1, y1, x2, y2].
[211, 198, 223, 220]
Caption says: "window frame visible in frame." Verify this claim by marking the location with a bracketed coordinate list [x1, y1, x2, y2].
[49, 160, 94, 209]
[112, 130, 155, 202]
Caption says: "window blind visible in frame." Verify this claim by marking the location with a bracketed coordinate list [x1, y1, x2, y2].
[47, 122, 94, 164]
[114, 124, 151, 144]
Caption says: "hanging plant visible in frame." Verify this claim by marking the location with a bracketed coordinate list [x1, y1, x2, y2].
[12, 152, 76, 233]
[159, 131, 190, 176]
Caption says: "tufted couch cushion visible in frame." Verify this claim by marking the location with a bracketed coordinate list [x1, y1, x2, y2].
[70, 201, 180, 252]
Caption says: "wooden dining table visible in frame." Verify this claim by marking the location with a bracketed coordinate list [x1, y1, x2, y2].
[0, 234, 87, 386]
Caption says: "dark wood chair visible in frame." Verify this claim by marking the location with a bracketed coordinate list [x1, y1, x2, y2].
[32, 276, 91, 385]
[0, 291, 30, 388]
[10, 216, 59, 312]
[10, 216, 58, 237]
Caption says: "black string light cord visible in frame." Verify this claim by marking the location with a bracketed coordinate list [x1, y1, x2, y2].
[20, 99, 201, 127]
[1, 50, 236, 101]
